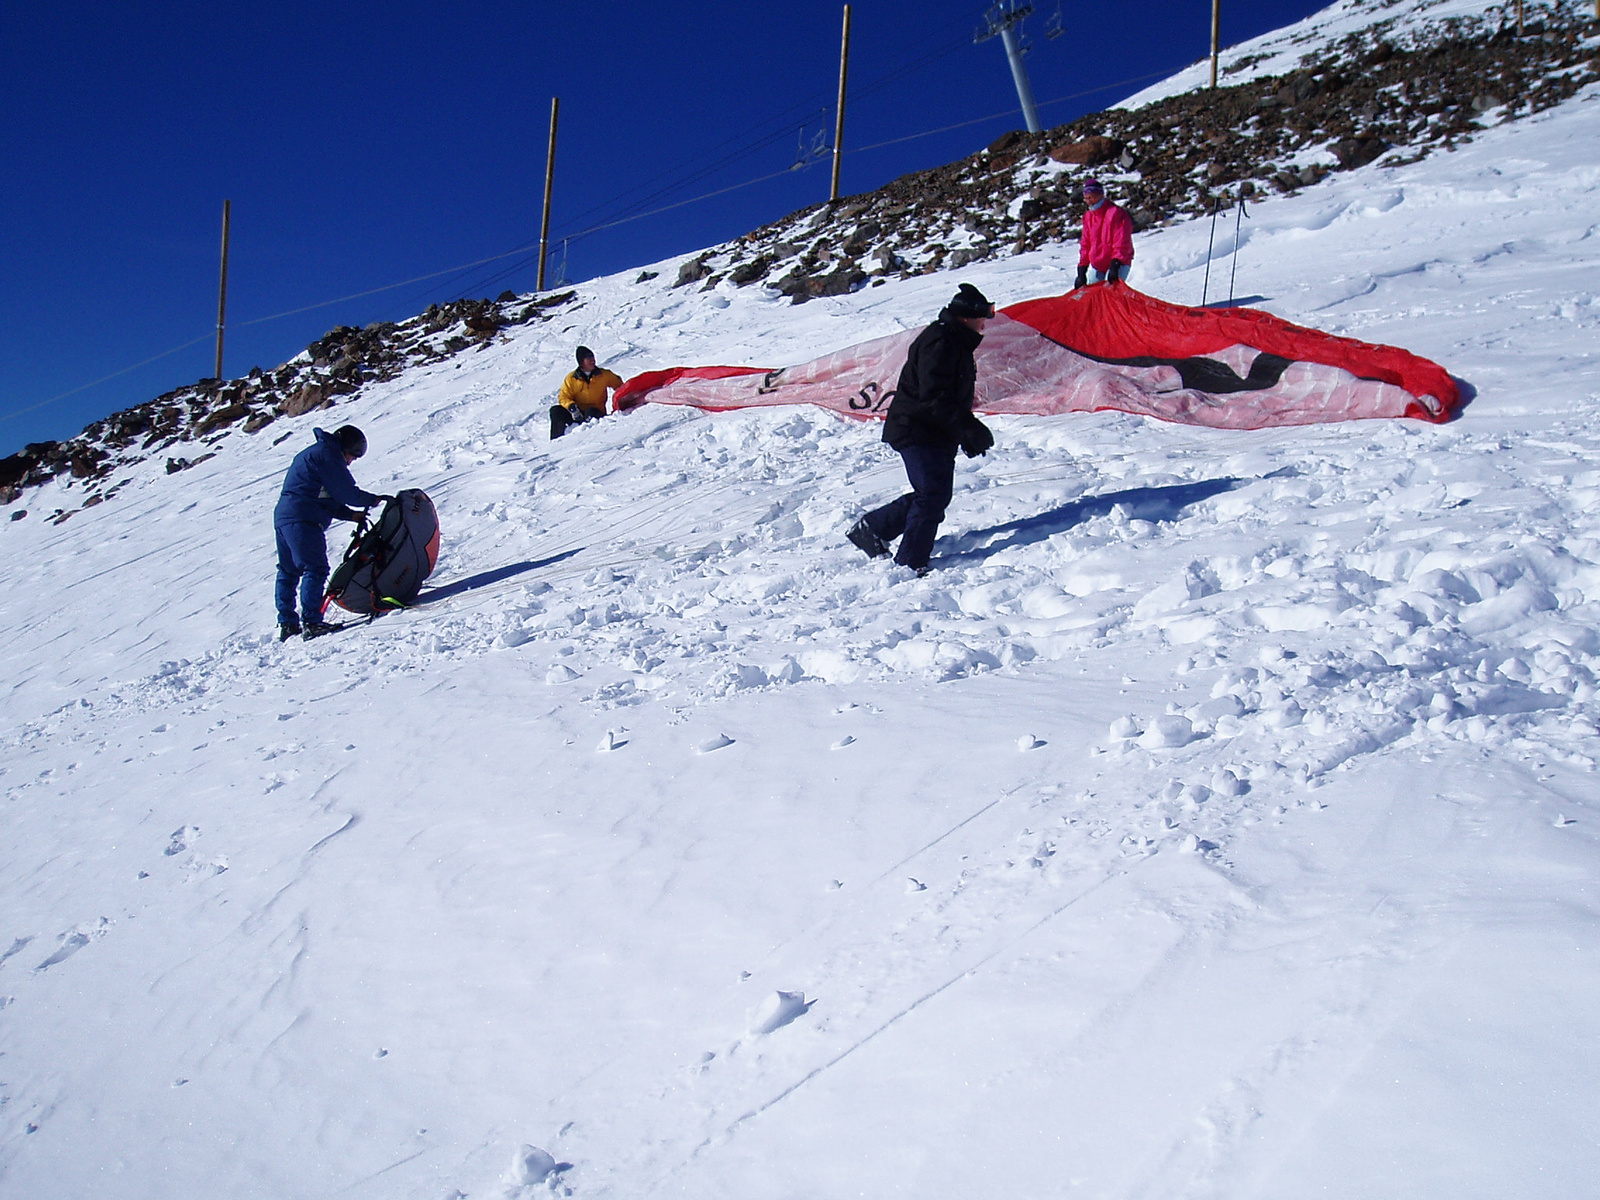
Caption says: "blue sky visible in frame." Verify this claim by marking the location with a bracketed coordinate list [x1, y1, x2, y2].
[0, 1, 1329, 455]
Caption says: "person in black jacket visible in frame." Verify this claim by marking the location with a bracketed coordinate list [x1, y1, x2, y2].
[847, 283, 996, 574]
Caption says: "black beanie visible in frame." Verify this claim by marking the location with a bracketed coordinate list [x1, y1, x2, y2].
[945, 283, 995, 319]
[335, 425, 367, 459]
[576, 345, 595, 366]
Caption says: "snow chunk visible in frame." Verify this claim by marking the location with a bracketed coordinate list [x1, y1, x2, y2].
[504, 1144, 557, 1187]
[747, 989, 814, 1035]
[1109, 715, 1142, 740]
[1139, 715, 1198, 749]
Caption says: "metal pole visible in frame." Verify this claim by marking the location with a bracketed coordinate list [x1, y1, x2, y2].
[1227, 193, 1247, 306]
[830, 4, 852, 202]
[537, 97, 559, 292]
[1210, 0, 1221, 89]
[1201, 194, 1219, 306]
[999, 22, 1042, 133]
[214, 199, 231, 381]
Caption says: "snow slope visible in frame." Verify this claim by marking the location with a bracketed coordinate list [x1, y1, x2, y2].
[4, 12, 1599, 1199]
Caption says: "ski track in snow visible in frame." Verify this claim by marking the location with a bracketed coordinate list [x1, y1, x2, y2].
[2, 6, 1599, 1197]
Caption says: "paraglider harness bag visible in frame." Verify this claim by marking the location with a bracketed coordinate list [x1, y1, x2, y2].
[323, 488, 440, 617]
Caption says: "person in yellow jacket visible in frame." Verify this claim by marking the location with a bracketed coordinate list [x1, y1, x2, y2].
[550, 346, 624, 439]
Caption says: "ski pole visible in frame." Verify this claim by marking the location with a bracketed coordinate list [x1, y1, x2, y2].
[1227, 193, 1250, 307]
[1201, 193, 1220, 307]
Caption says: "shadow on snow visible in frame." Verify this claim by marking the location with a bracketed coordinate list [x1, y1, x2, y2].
[948, 476, 1247, 563]
[413, 547, 583, 605]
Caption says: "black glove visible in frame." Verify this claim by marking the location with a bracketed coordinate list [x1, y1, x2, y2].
[1074, 264, 1088, 289]
[1105, 260, 1122, 285]
[959, 418, 994, 458]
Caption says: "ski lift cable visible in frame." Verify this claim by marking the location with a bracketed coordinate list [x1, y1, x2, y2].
[1, 334, 216, 425]
[846, 65, 1179, 155]
[10, 59, 1187, 419]
[554, 63, 1186, 254]
[376, 30, 1005, 303]
[555, 27, 972, 236]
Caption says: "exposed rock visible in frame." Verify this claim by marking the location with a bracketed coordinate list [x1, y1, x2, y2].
[675, 256, 712, 286]
[280, 382, 327, 417]
[986, 130, 1025, 156]
[195, 402, 250, 437]
[1331, 135, 1389, 169]
[729, 256, 775, 286]
[1049, 135, 1120, 166]
[70, 449, 109, 480]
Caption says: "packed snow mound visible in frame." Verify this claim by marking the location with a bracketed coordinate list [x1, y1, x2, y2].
[616, 282, 1458, 428]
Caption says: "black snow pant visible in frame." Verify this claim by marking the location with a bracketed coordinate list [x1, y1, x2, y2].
[550, 404, 599, 439]
[862, 441, 956, 570]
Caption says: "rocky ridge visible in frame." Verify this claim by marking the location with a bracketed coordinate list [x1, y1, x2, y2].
[0, 290, 577, 522]
[3, 1, 1594, 520]
[677, 1, 1596, 301]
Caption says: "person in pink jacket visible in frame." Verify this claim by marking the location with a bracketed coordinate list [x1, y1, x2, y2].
[1074, 177, 1135, 288]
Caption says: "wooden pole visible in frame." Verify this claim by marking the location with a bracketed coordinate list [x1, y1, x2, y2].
[830, 4, 852, 203]
[537, 97, 559, 292]
[1209, 0, 1221, 89]
[1516, 0, 1523, 35]
[214, 199, 231, 381]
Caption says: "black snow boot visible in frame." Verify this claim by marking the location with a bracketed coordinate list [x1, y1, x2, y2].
[847, 518, 889, 559]
[279, 620, 302, 642]
[302, 620, 340, 640]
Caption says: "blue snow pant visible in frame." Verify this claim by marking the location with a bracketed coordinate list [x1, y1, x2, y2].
[275, 519, 329, 625]
[862, 442, 957, 570]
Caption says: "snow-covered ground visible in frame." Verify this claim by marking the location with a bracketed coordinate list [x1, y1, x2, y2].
[4, 7, 1599, 1196]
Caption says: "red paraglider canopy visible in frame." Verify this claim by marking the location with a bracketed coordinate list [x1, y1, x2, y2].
[613, 283, 1458, 429]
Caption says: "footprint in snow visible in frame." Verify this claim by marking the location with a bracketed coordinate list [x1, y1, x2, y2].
[0, 936, 35, 969]
[164, 825, 198, 856]
[831, 735, 855, 749]
[597, 729, 628, 752]
[182, 855, 229, 882]
[35, 919, 109, 972]
[696, 733, 735, 754]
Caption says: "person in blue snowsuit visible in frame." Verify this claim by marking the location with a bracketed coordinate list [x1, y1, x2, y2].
[273, 425, 388, 640]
